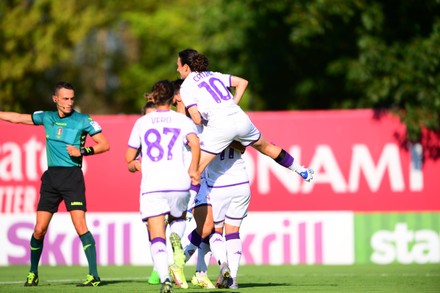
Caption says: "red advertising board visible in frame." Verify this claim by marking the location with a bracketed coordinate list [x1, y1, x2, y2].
[1, 109, 439, 213]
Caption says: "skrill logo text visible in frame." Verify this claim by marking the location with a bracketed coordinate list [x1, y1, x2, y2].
[244, 220, 323, 264]
[239, 212, 354, 265]
[6, 219, 132, 265]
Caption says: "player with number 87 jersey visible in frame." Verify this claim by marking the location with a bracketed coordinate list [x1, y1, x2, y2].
[125, 80, 200, 291]
[127, 95, 200, 195]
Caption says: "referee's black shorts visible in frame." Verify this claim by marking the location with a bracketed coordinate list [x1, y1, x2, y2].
[37, 167, 87, 213]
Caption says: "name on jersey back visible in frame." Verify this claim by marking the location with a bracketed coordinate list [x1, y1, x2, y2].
[151, 116, 172, 124]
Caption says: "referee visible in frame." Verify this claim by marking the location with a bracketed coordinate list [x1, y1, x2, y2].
[0, 81, 110, 287]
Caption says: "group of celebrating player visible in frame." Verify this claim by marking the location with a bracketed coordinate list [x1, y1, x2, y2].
[125, 49, 314, 293]
[0, 48, 313, 291]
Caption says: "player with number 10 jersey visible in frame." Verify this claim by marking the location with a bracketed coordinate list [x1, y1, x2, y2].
[180, 71, 240, 122]
[180, 70, 259, 155]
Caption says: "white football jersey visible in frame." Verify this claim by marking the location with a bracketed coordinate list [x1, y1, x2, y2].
[127, 109, 198, 194]
[181, 71, 261, 154]
[205, 147, 249, 187]
[180, 71, 241, 121]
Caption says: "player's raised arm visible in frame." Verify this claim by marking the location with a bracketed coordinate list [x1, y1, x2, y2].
[231, 76, 248, 105]
[0, 111, 34, 125]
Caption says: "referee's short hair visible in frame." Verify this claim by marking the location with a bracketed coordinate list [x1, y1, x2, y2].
[54, 81, 74, 95]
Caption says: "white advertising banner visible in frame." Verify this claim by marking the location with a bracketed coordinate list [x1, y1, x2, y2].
[0, 211, 353, 266]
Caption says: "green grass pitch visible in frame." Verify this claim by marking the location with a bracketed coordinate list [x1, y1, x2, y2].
[1, 264, 439, 292]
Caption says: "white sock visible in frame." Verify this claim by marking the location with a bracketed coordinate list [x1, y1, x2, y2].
[150, 238, 170, 283]
[289, 161, 306, 173]
[203, 244, 213, 269]
[275, 149, 306, 173]
[225, 233, 242, 278]
[169, 219, 186, 238]
[209, 232, 227, 265]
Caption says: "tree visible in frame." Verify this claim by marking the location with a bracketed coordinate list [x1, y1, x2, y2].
[207, 0, 440, 141]
[343, 2, 440, 142]
[0, 0, 113, 112]
[1, 0, 439, 143]
[0, 0, 207, 114]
